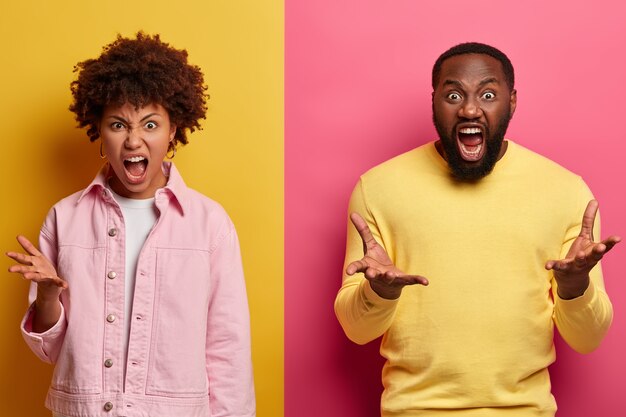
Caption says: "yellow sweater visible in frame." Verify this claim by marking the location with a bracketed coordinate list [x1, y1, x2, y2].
[335, 141, 612, 417]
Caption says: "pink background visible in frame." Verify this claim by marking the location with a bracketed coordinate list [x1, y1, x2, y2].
[286, 1, 626, 416]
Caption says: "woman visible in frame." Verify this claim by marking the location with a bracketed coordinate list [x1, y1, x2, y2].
[7, 32, 255, 417]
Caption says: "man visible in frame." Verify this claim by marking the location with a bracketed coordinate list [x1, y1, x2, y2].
[334, 42, 620, 416]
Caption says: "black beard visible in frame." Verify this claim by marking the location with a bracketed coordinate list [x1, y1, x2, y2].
[433, 111, 511, 181]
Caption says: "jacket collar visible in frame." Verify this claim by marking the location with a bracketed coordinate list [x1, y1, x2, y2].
[77, 162, 188, 215]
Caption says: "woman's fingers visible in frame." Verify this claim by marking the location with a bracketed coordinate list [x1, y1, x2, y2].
[16, 235, 43, 257]
[6, 251, 34, 266]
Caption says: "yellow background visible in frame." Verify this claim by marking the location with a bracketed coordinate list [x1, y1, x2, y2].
[0, 1, 283, 416]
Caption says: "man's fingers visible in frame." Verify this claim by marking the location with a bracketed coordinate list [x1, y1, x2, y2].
[16, 235, 42, 257]
[346, 259, 367, 275]
[397, 274, 429, 286]
[579, 200, 599, 240]
[601, 235, 621, 253]
[591, 244, 607, 261]
[547, 243, 608, 272]
[375, 271, 429, 286]
[545, 259, 572, 272]
[350, 212, 377, 250]
[365, 267, 380, 280]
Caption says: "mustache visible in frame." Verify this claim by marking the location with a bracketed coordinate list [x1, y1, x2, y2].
[453, 121, 488, 136]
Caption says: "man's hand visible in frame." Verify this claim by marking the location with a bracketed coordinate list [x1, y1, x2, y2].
[346, 212, 428, 299]
[545, 200, 621, 300]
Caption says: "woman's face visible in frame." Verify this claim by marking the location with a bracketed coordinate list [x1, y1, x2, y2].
[100, 102, 176, 199]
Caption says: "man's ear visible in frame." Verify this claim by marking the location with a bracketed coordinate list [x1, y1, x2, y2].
[509, 89, 517, 119]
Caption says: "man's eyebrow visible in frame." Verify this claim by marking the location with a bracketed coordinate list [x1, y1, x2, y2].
[443, 80, 463, 89]
[478, 77, 499, 87]
[442, 78, 500, 89]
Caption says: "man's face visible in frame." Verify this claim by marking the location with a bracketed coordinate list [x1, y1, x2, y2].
[432, 53, 516, 181]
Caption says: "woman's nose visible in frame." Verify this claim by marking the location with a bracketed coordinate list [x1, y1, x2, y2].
[125, 127, 143, 148]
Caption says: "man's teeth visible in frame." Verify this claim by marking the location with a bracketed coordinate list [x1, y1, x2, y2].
[125, 156, 145, 162]
[461, 143, 482, 155]
[459, 127, 482, 134]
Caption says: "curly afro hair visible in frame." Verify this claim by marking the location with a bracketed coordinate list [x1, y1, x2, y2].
[69, 32, 207, 150]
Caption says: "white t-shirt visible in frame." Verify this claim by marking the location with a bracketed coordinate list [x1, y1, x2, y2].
[109, 189, 158, 363]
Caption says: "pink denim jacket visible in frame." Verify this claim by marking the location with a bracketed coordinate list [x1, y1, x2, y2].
[21, 163, 256, 417]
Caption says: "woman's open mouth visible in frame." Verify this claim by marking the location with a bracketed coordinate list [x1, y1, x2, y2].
[123, 155, 148, 183]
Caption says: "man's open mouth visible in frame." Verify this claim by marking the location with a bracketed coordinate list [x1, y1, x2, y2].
[456, 126, 485, 162]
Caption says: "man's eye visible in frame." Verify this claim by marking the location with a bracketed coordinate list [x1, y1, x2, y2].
[482, 92, 495, 100]
[447, 93, 461, 100]
[145, 121, 157, 129]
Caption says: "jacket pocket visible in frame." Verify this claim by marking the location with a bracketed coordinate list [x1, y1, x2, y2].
[146, 247, 211, 396]
[51, 246, 105, 394]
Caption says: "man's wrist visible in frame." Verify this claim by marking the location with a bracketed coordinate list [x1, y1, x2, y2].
[369, 280, 402, 300]
[557, 275, 590, 300]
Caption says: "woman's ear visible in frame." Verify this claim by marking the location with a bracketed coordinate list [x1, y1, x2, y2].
[170, 124, 177, 141]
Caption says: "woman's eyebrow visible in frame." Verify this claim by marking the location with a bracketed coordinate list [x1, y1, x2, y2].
[106, 113, 160, 123]
[107, 115, 129, 123]
[140, 113, 159, 122]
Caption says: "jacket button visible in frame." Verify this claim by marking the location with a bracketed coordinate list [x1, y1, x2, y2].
[104, 359, 113, 368]
[108, 228, 118, 237]
[106, 314, 116, 323]
[104, 402, 113, 412]
[107, 271, 117, 279]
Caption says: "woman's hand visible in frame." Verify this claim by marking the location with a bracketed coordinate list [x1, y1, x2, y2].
[7, 235, 67, 297]
[7, 235, 66, 332]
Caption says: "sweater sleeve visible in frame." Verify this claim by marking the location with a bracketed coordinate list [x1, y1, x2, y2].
[552, 182, 613, 354]
[20, 211, 67, 364]
[334, 178, 400, 345]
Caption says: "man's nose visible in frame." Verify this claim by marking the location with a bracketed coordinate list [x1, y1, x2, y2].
[458, 98, 483, 119]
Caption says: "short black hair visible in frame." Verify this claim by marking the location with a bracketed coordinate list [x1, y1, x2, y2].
[432, 42, 515, 91]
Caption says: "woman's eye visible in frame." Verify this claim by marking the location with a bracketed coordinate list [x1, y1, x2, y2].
[145, 121, 157, 129]
[447, 92, 461, 100]
[111, 122, 125, 130]
[482, 92, 495, 100]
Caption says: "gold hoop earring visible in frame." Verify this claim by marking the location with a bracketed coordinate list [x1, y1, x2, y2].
[99, 141, 106, 159]
[166, 147, 176, 159]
